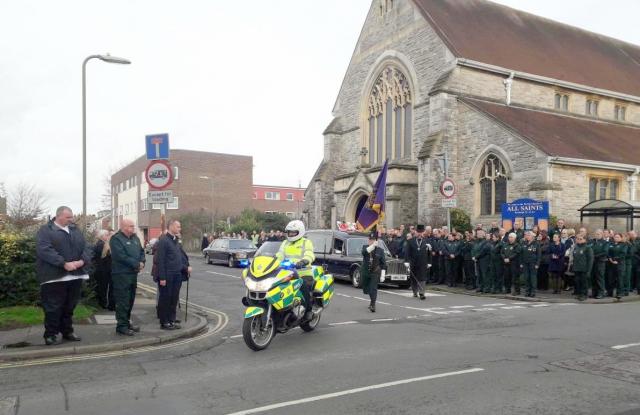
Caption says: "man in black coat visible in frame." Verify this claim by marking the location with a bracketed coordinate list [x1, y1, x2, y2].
[405, 225, 432, 300]
[200, 233, 209, 252]
[36, 206, 91, 345]
[155, 219, 191, 330]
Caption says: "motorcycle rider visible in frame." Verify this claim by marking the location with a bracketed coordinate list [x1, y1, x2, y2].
[278, 220, 316, 320]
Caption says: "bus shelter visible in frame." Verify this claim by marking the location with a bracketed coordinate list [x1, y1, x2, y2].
[578, 199, 640, 230]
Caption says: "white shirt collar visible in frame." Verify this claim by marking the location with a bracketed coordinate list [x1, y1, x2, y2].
[54, 221, 70, 233]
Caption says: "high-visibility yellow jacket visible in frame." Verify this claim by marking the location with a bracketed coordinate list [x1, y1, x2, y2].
[279, 238, 315, 276]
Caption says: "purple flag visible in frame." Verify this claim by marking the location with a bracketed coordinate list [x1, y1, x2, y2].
[356, 159, 388, 232]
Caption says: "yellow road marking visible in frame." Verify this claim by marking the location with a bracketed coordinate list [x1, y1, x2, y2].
[0, 284, 228, 370]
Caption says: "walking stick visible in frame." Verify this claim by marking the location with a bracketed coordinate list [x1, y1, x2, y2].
[185, 273, 190, 323]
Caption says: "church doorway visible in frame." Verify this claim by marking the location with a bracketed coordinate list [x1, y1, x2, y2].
[355, 195, 368, 222]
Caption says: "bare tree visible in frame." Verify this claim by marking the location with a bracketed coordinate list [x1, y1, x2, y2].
[7, 183, 47, 231]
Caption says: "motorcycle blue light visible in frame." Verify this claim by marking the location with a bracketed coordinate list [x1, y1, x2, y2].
[281, 260, 293, 269]
[239, 259, 250, 268]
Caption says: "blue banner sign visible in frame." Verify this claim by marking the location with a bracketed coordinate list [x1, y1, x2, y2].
[501, 198, 550, 231]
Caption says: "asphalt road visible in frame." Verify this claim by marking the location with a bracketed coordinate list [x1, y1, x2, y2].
[2, 256, 640, 415]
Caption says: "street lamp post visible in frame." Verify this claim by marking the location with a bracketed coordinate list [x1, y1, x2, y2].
[199, 176, 215, 233]
[82, 54, 131, 221]
[435, 151, 451, 230]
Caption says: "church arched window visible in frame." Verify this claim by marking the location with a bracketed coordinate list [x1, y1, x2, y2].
[367, 66, 412, 165]
[479, 154, 507, 216]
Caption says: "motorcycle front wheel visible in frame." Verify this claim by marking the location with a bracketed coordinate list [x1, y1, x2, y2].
[242, 316, 275, 351]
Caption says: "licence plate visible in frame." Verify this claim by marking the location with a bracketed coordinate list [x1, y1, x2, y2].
[390, 275, 407, 281]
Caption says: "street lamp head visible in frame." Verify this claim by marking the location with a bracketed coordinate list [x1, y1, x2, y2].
[98, 54, 131, 65]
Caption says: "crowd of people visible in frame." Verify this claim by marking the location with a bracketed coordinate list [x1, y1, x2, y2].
[378, 219, 640, 301]
[35, 206, 191, 346]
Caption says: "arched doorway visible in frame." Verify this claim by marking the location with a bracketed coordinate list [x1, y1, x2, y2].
[355, 195, 369, 222]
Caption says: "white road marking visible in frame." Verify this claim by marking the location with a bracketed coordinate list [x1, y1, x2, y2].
[206, 271, 241, 279]
[401, 306, 433, 312]
[472, 308, 497, 312]
[377, 301, 391, 305]
[225, 368, 485, 415]
[371, 318, 395, 322]
[500, 306, 525, 310]
[449, 305, 474, 309]
[612, 342, 640, 350]
[510, 302, 529, 305]
[336, 293, 351, 298]
[351, 296, 371, 302]
[328, 321, 359, 326]
[530, 304, 551, 307]
[557, 303, 579, 306]
[423, 307, 445, 311]
[229, 334, 243, 339]
[482, 303, 506, 307]
[379, 289, 445, 297]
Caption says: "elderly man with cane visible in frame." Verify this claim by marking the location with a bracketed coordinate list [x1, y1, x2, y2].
[405, 225, 432, 300]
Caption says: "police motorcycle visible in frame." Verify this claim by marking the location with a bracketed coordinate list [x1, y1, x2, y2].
[240, 242, 334, 351]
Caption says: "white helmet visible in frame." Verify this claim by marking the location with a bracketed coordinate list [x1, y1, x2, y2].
[285, 220, 306, 242]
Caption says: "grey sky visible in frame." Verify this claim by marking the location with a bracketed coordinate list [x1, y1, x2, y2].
[1, 0, 638, 215]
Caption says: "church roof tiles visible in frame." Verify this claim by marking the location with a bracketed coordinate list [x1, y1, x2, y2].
[414, 0, 640, 97]
[463, 98, 640, 165]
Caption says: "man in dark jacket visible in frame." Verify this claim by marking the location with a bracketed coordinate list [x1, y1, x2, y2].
[404, 225, 431, 300]
[110, 219, 145, 336]
[201, 233, 209, 253]
[155, 219, 191, 330]
[471, 230, 492, 293]
[501, 233, 522, 295]
[36, 206, 91, 345]
[520, 231, 542, 297]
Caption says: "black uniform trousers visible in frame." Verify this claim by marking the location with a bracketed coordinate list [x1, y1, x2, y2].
[40, 279, 82, 338]
[158, 277, 183, 325]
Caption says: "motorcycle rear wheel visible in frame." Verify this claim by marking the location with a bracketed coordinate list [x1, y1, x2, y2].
[243, 316, 275, 351]
[300, 312, 321, 332]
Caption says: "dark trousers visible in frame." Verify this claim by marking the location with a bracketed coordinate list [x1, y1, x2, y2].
[158, 277, 183, 325]
[410, 275, 425, 296]
[429, 256, 439, 283]
[456, 257, 464, 285]
[537, 264, 549, 291]
[364, 271, 380, 303]
[437, 256, 446, 284]
[522, 263, 537, 296]
[550, 272, 562, 293]
[605, 262, 615, 296]
[614, 263, 626, 297]
[492, 260, 504, 293]
[113, 273, 137, 331]
[40, 279, 82, 338]
[574, 271, 588, 298]
[464, 260, 475, 289]
[95, 271, 114, 309]
[503, 261, 519, 293]
[592, 261, 606, 297]
[445, 258, 457, 287]
[476, 261, 490, 292]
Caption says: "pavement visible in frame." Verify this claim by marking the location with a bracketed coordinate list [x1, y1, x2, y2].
[1, 256, 640, 415]
[0, 290, 207, 362]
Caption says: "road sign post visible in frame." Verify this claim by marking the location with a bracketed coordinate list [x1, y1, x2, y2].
[440, 172, 457, 230]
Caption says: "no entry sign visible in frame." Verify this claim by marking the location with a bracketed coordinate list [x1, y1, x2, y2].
[145, 160, 174, 190]
[439, 178, 457, 199]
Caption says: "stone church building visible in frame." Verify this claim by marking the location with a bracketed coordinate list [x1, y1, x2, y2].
[304, 0, 640, 230]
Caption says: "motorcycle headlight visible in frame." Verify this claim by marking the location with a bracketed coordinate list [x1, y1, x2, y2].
[245, 277, 276, 292]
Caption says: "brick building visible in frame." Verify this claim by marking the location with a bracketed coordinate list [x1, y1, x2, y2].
[252, 185, 305, 219]
[111, 149, 252, 241]
[305, 0, 640, 230]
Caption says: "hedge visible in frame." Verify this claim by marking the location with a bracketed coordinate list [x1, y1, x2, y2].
[0, 232, 39, 307]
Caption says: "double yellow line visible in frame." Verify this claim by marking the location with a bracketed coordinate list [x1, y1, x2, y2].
[0, 283, 228, 370]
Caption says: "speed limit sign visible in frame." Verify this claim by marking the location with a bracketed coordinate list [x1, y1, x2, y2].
[439, 178, 457, 199]
[145, 160, 174, 190]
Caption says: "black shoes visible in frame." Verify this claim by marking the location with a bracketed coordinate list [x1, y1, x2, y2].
[419, 294, 426, 300]
[369, 304, 376, 313]
[44, 335, 59, 346]
[129, 325, 141, 333]
[413, 292, 418, 298]
[117, 328, 135, 336]
[62, 333, 82, 342]
[160, 323, 178, 330]
[173, 319, 181, 324]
